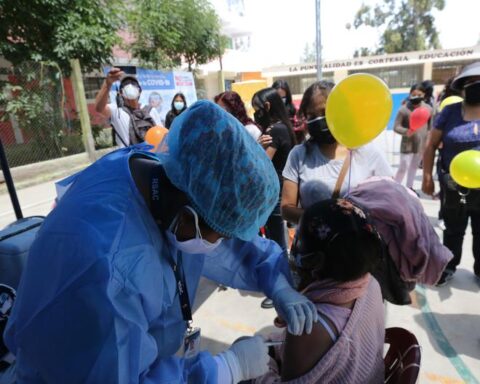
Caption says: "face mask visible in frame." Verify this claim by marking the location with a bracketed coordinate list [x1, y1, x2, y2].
[281, 97, 287, 105]
[254, 109, 271, 129]
[167, 206, 223, 254]
[122, 84, 140, 100]
[409, 96, 423, 106]
[306, 116, 336, 145]
[464, 81, 480, 105]
[174, 101, 185, 111]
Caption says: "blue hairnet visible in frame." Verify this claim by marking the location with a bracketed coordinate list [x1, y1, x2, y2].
[156, 100, 279, 241]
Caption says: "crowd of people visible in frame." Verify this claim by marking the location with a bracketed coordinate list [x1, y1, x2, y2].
[0, 63, 479, 383]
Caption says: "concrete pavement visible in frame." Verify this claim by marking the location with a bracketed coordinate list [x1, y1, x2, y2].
[0, 147, 479, 383]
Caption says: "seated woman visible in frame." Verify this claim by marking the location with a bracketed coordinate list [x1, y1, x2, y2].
[254, 199, 385, 383]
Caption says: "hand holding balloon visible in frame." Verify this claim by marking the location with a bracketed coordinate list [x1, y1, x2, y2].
[408, 106, 431, 136]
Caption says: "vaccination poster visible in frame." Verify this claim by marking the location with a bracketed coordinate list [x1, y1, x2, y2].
[103, 67, 198, 126]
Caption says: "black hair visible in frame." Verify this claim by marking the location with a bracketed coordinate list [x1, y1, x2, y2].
[120, 76, 141, 92]
[439, 77, 462, 101]
[252, 87, 296, 145]
[298, 81, 335, 154]
[294, 199, 382, 287]
[298, 80, 335, 119]
[170, 92, 187, 114]
[272, 79, 296, 118]
[421, 80, 435, 99]
[409, 83, 425, 94]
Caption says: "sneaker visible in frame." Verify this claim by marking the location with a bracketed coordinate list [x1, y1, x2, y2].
[436, 270, 454, 287]
[261, 298, 274, 309]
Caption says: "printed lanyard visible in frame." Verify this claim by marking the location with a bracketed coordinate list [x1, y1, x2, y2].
[149, 168, 193, 326]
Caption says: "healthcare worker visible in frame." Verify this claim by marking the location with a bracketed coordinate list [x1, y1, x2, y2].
[5, 101, 318, 384]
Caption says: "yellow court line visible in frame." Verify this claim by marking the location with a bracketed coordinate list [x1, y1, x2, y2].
[215, 317, 258, 333]
[423, 371, 465, 384]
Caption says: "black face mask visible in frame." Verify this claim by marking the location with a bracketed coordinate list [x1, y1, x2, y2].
[254, 109, 271, 129]
[409, 96, 423, 106]
[307, 116, 336, 145]
[464, 81, 480, 105]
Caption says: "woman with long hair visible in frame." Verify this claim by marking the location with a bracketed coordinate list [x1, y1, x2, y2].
[214, 91, 261, 140]
[252, 87, 297, 309]
[252, 88, 296, 253]
[272, 79, 297, 120]
[393, 83, 432, 193]
[165, 92, 187, 129]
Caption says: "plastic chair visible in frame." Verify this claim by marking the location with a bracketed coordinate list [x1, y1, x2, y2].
[384, 327, 421, 384]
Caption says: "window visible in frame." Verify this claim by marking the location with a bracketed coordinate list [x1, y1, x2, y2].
[349, 65, 423, 88]
[432, 60, 476, 86]
[273, 72, 333, 95]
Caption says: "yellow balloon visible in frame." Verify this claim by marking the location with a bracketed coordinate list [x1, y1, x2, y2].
[326, 74, 393, 148]
[450, 150, 480, 189]
[438, 96, 463, 112]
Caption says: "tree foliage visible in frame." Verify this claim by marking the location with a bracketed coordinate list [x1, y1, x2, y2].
[352, 0, 445, 56]
[0, 0, 123, 73]
[129, 0, 227, 71]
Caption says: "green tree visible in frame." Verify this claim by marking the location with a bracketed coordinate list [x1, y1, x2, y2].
[129, 0, 227, 71]
[300, 42, 316, 63]
[0, 0, 123, 73]
[352, 0, 445, 55]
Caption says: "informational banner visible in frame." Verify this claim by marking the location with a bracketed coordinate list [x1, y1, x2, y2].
[103, 67, 197, 126]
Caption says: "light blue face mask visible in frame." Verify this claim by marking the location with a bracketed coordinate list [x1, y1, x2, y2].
[167, 206, 223, 254]
[173, 101, 185, 111]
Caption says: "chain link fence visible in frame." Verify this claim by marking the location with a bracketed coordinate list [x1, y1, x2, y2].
[0, 61, 112, 169]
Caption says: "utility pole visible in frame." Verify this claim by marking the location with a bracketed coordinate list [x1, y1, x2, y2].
[315, 0, 322, 80]
[70, 59, 96, 162]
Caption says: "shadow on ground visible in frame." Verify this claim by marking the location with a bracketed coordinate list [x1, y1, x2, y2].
[414, 312, 480, 361]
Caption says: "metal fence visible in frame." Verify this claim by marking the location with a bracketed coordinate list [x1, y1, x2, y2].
[0, 61, 112, 168]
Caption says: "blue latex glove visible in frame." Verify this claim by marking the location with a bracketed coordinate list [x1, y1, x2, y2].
[271, 275, 319, 336]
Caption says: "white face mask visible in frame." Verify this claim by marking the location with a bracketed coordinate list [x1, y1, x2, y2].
[122, 84, 140, 100]
[167, 206, 223, 254]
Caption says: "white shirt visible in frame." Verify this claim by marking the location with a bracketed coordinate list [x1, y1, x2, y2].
[245, 123, 262, 141]
[108, 103, 130, 147]
[282, 142, 393, 208]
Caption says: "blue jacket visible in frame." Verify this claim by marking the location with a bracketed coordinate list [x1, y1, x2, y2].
[5, 147, 288, 383]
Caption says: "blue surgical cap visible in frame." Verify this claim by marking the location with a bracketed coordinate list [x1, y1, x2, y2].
[156, 100, 279, 241]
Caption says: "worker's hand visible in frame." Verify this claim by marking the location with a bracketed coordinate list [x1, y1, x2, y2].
[258, 134, 273, 149]
[105, 67, 124, 87]
[422, 174, 435, 196]
[220, 336, 269, 382]
[272, 287, 318, 335]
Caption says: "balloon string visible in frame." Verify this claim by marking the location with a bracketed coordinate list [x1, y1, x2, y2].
[345, 150, 353, 197]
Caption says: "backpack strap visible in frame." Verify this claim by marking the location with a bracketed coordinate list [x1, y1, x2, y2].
[332, 151, 351, 199]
